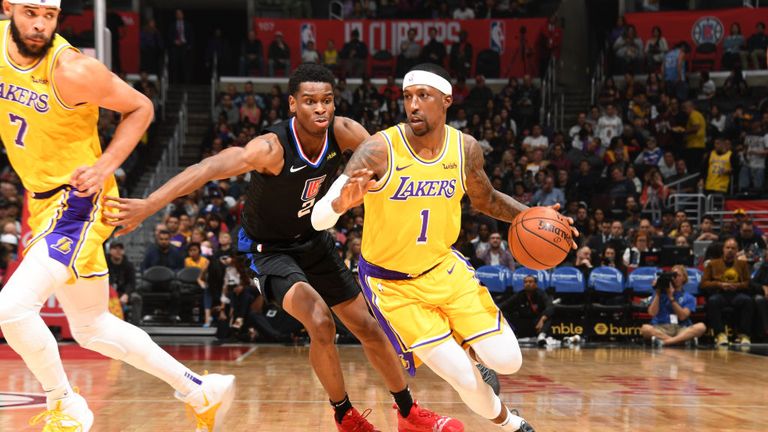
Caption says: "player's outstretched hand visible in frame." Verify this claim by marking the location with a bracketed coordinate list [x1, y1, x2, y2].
[336, 169, 376, 212]
[70, 165, 107, 197]
[103, 196, 152, 237]
[547, 203, 579, 249]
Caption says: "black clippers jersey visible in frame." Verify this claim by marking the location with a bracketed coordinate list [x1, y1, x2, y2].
[241, 117, 343, 242]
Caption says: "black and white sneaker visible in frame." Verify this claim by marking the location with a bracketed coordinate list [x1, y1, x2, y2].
[476, 363, 501, 396]
[510, 409, 535, 432]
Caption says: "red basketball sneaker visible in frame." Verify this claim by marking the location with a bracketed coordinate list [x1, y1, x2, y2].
[336, 407, 381, 432]
[395, 402, 464, 432]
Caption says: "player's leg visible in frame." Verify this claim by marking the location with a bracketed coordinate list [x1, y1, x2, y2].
[414, 339, 532, 431]
[0, 241, 72, 402]
[55, 276, 235, 431]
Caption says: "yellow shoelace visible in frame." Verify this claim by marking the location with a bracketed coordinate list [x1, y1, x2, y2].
[29, 400, 83, 432]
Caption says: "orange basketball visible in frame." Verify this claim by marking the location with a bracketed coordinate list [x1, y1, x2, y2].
[508, 207, 572, 270]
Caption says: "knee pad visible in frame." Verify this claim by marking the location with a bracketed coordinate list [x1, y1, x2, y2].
[71, 313, 146, 360]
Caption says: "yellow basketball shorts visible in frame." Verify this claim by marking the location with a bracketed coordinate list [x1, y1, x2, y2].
[358, 251, 503, 375]
[25, 183, 116, 282]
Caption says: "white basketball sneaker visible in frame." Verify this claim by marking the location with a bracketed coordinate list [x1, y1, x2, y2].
[175, 373, 236, 432]
[29, 390, 94, 432]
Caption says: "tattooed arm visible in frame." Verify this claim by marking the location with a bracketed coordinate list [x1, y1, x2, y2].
[463, 134, 528, 223]
[311, 134, 388, 230]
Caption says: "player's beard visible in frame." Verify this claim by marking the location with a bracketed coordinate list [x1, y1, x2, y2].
[9, 17, 55, 60]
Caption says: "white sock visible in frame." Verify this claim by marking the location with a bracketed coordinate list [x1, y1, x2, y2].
[1, 314, 72, 401]
[497, 407, 523, 430]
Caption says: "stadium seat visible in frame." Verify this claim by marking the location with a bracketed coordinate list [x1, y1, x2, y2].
[510, 267, 550, 292]
[476, 265, 509, 294]
[176, 267, 203, 323]
[550, 266, 587, 313]
[138, 266, 179, 324]
[627, 266, 658, 296]
[369, 50, 395, 78]
[691, 42, 717, 72]
[685, 267, 703, 296]
[588, 266, 625, 294]
[476, 49, 500, 78]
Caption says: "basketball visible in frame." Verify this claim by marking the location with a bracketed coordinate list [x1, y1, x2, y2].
[508, 207, 572, 270]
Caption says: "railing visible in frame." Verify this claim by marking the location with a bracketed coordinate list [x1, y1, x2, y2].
[665, 172, 700, 195]
[667, 192, 706, 224]
[590, 49, 605, 107]
[159, 53, 169, 120]
[123, 92, 188, 265]
[540, 57, 555, 126]
[210, 52, 219, 117]
[329, 0, 343, 19]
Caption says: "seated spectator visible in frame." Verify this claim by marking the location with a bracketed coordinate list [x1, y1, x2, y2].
[644, 26, 668, 72]
[751, 248, 768, 337]
[212, 93, 239, 127]
[452, 0, 474, 19]
[613, 25, 643, 73]
[657, 151, 677, 179]
[479, 232, 515, 269]
[598, 77, 620, 107]
[472, 223, 492, 257]
[239, 95, 261, 126]
[634, 137, 663, 169]
[106, 242, 140, 324]
[696, 215, 720, 242]
[701, 238, 754, 345]
[239, 30, 263, 76]
[735, 221, 766, 264]
[142, 230, 184, 271]
[420, 27, 446, 66]
[323, 39, 338, 72]
[622, 233, 650, 270]
[339, 29, 368, 78]
[499, 275, 555, 346]
[722, 23, 745, 70]
[344, 236, 361, 274]
[640, 265, 706, 347]
[166, 214, 187, 249]
[722, 64, 749, 97]
[596, 104, 622, 151]
[740, 22, 767, 70]
[449, 30, 473, 78]
[530, 175, 565, 207]
[267, 31, 290, 77]
[574, 246, 594, 278]
[301, 40, 320, 64]
[522, 124, 548, 154]
[697, 71, 716, 100]
[601, 245, 627, 277]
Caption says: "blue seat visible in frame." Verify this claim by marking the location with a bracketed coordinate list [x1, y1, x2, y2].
[476, 265, 509, 294]
[510, 267, 550, 292]
[685, 267, 703, 296]
[588, 266, 625, 294]
[627, 267, 659, 296]
[550, 266, 586, 294]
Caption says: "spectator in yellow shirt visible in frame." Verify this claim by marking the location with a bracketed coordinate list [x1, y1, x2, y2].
[683, 100, 706, 170]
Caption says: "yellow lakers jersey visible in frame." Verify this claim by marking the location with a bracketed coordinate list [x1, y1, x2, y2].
[0, 20, 102, 194]
[705, 150, 731, 193]
[362, 124, 465, 275]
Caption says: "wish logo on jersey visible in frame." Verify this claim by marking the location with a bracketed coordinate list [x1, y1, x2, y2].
[301, 175, 327, 201]
[389, 176, 457, 201]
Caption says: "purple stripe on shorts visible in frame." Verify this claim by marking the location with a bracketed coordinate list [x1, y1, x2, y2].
[461, 310, 503, 345]
[45, 189, 97, 272]
[357, 265, 418, 376]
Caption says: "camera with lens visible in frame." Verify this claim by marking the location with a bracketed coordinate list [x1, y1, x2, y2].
[655, 271, 677, 291]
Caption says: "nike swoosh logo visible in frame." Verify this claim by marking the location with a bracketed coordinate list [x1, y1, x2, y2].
[447, 264, 456, 275]
[395, 164, 413, 171]
[290, 165, 307, 173]
[202, 392, 210, 407]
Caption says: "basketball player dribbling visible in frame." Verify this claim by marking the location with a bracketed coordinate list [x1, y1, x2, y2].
[107, 64, 462, 431]
[0, 1, 234, 431]
[313, 63, 579, 431]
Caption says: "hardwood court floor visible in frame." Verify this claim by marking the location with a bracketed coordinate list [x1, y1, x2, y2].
[0, 343, 765, 432]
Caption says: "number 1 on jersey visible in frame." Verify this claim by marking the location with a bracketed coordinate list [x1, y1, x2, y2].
[417, 209, 429, 243]
[8, 114, 27, 147]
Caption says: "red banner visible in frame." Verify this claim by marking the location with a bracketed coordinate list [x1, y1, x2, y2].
[254, 18, 547, 78]
[60, 10, 140, 73]
[625, 8, 766, 70]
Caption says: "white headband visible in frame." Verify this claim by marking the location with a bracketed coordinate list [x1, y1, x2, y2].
[403, 70, 452, 95]
[7, 0, 60, 7]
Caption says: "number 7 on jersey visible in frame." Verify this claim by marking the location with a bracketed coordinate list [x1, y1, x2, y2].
[8, 113, 28, 147]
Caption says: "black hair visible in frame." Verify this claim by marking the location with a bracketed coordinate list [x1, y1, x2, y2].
[408, 63, 452, 83]
[701, 214, 714, 223]
[187, 242, 201, 251]
[288, 63, 336, 96]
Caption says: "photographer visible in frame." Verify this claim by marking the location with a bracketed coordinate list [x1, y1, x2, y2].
[640, 265, 706, 347]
